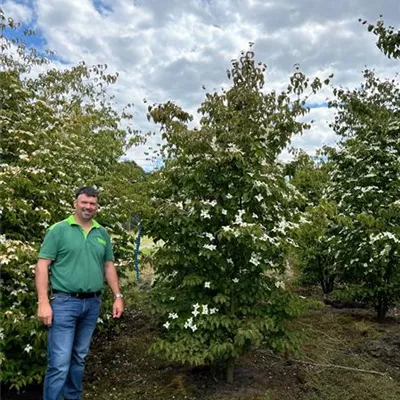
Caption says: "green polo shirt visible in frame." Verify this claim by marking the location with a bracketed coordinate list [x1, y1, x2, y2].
[38, 215, 114, 293]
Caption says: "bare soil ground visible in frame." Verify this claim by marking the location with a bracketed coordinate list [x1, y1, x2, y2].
[3, 297, 400, 400]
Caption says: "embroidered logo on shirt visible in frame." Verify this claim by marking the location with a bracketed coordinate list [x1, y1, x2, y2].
[97, 237, 106, 246]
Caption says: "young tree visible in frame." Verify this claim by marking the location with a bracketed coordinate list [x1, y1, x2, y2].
[0, 13, 143, 389]
[295, 200, 338, 296]
[145, 48, 327, 382]
[325, 70, 400, 320]
[286, 150, 338, 296]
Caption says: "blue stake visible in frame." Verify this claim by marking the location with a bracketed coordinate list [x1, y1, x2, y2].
[134, 222, 143, 282]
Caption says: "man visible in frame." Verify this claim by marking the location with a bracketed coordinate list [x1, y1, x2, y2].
[36, 187, 124, 400]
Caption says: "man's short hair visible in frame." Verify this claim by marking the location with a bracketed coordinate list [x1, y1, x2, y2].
[75, 187, 99, 199]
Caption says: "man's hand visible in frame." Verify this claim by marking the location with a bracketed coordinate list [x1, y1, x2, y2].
[104, 260, 124, 318]
[35, 258, 52, 326]
[112, 298, 124, 318]
[37, 301, 53, 326]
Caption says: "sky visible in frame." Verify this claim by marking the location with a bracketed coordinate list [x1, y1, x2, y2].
[2, 0, 399, 171]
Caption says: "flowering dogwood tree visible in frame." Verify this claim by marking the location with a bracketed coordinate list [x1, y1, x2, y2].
[0, 14, 143, 389]
[325, 70, 400, 320]
[145, 48, 327, 382]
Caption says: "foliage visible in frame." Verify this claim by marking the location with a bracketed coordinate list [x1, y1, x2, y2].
[325, 69, 400, 320]
[295, 200, 338, 296]
[360, 17, 400, 59]
[0, 12, 144, 389]
[145, 47, 328, 382]
[285, 148, 333, 209]
[287, 150, 338, 295]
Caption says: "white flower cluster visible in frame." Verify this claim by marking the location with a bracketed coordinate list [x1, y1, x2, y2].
[163, 321, 171, 329]
[234, 209, 246, 225]
[253, 181, 272, 196]
[272, 218, 298, 234]
[24, 344, 33, 354]
[275, 280, 285, 289]
[163, 302, 219, 331]
[255, 194, 263, 202]
[163, 312, 179, 329]
[204, 232, 215, 241]
[26, 167, 46, 175]
[201, 199, 218, 207]
[260, 233, 277, 245]
[249, 253, 261, 266]
[226, 143, 244, 155]
[203, 243, 217, 251]
[184, 317, 197, 331]
[190, 303, 218, 319]
[210, 137, 218, 150]
[175, 201, 184, 210]
[369, 232, 399, 244]
[232, 213, 255, 229]
[200, 209, 211, 219]
[299, 215, 311, 224]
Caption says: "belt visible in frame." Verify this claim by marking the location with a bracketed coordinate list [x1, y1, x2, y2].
[52, 290, 102, 299]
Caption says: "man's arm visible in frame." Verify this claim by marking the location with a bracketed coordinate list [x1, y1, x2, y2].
[104, 261, 124, 318]
[35, 258, 53, 326]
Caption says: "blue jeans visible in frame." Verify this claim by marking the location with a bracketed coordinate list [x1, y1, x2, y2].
[43, 294, 101, 400]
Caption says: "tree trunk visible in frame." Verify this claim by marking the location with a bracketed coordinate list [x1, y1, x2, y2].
[320, 273, 335, 296]
[376, 297, 388, 322]
[226, 358, 235, 384]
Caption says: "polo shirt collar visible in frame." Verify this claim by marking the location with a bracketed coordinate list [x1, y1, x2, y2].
[67, 215, 100, 228]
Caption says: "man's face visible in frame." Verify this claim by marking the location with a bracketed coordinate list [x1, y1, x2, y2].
[74, 194, 98, 221]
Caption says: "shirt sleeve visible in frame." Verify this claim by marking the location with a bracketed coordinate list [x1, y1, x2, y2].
[104, 232, 115, 262]
[38, 228, 59, 260]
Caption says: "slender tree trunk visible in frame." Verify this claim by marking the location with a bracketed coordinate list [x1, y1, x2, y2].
[376, 297, 388, 322]
[226, 358, 235, 384]
[320, 272, 335, 296]
[377, 257, 394, 322]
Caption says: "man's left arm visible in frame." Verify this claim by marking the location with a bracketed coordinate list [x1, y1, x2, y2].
[104, 260, 124, 318]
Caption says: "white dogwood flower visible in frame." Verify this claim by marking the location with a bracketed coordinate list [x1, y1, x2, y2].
[200, 210, 211, 219]
[24, 344, 33, 353]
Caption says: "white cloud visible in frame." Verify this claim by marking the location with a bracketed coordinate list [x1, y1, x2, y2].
[2, 0, 33, 24]
[4, 0, 399, 170]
